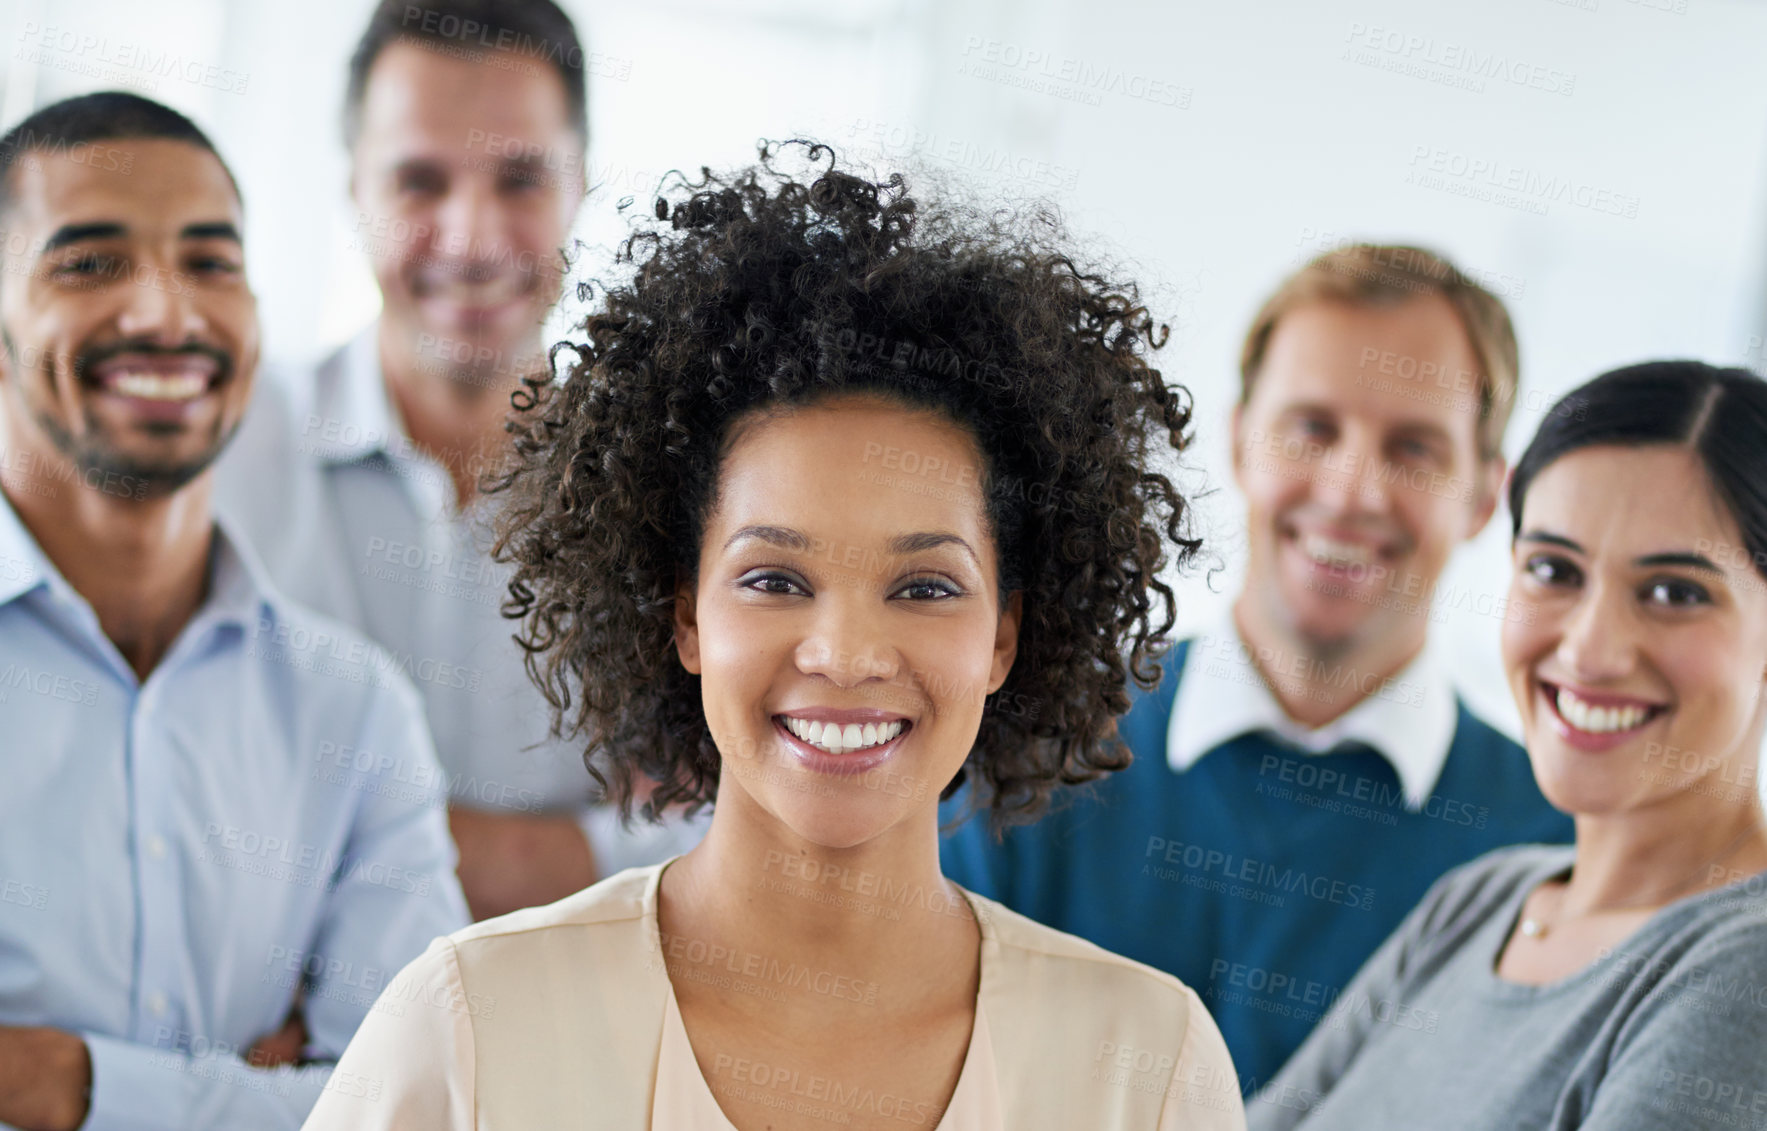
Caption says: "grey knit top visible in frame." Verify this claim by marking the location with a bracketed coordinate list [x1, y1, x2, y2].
[1249, 845, 1767, 1130]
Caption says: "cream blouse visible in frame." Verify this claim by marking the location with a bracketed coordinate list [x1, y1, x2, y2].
[301, 863, 1246, 1130]
[650, 979, 1003, 1127]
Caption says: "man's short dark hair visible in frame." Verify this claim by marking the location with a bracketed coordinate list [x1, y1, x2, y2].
[343, 0, 589, 148]
[0, 91, 238, 216]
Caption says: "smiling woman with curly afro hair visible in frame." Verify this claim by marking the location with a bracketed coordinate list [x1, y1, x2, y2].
[489, 141, 1202, 833]
[303, 141, 1247, 1131]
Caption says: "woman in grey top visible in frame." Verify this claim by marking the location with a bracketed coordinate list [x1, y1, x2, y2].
[1250, 361, 1767, 1131]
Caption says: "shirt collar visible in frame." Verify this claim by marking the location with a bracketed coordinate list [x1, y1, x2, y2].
[305, 324, 459, 522]
[306, 325, 414, 467]
[0, 485, 278, 634]
[1167, 608, 1458, 810]
[206, 511, 282, 630]
[0, 488, 47, 606]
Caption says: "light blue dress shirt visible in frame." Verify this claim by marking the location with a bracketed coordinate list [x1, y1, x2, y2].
[0, 490, 469, 1129]
[213, 326, 707, 872]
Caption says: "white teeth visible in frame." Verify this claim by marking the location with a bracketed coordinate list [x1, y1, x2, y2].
[1303, 534, 1374, 569]
[109, 372, 208, 400]
[780, 717, 905, 755]
[1554, 687, 1652, 734]
[421, 277, 525, 306]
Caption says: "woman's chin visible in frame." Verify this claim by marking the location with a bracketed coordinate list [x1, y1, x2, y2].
[761, 792, 924, 853]
[1526, 759, 1634, 817]
[775, 809, 901, 851]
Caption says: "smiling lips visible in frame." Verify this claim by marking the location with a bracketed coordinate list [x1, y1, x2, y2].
[413, 271, 533, 322]
[90, 355, 221, 403]
[106, 372, 209, 400]
[1541, 681, 1668, 738]
[778, 715, 907, 755]
[1302, 532, 1378, 571]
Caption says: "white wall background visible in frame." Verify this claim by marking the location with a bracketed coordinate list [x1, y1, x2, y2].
[6, 0, 1767, 748]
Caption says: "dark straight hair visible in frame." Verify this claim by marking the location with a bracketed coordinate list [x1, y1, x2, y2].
[344, 0, 589, 148]
[0, 91, 237, 215]
[1509, 360, 1767, 584]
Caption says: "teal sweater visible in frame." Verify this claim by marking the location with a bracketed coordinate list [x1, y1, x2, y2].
[940, 639, 1573, 1092]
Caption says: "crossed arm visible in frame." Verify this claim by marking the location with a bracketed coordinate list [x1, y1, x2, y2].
[0, 1019, 304, 1131]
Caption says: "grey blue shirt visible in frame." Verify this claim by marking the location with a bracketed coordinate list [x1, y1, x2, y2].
[0, 490, 468, 1129]
[213, 328, 706, 872]
[1250, 844, 1767, 1130]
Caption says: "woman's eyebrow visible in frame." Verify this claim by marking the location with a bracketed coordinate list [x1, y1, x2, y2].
[1517, 530, 1580, 552]
[721, 525, 978, 565]
[1519, 531, 1724, 574]
[889, 531, 978, 565]
[723, 524, 808, 552]
[1633, 551, 1723, 574]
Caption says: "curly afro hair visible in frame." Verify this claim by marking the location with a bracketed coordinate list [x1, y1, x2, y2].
[488, 140, 1202, 831]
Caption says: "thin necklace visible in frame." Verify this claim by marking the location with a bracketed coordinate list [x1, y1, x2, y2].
[1518, 821, 1764, 940]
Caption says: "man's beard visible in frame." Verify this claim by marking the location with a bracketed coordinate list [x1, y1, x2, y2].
[413, 316, 549, 394]
[8, 330, 240, 500]
[403, 258, 558, 393]
[28, 408, 239, 499]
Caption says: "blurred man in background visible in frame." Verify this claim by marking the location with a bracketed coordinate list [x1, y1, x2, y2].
[942, 245, 1573, 1090]
[218, 0, 704, 920]
[0, 91, 466, 1129]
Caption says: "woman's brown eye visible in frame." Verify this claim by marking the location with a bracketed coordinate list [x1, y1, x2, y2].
[1646, 578, 1710, 607]
[744, 571, 807, 596]
[895, 577, 960, 601]
[1526, 555, 1578, 586]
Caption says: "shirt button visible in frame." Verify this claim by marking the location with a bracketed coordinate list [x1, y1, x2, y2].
[147, 836, 168, 861]
[147, 992, 168, 1016]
